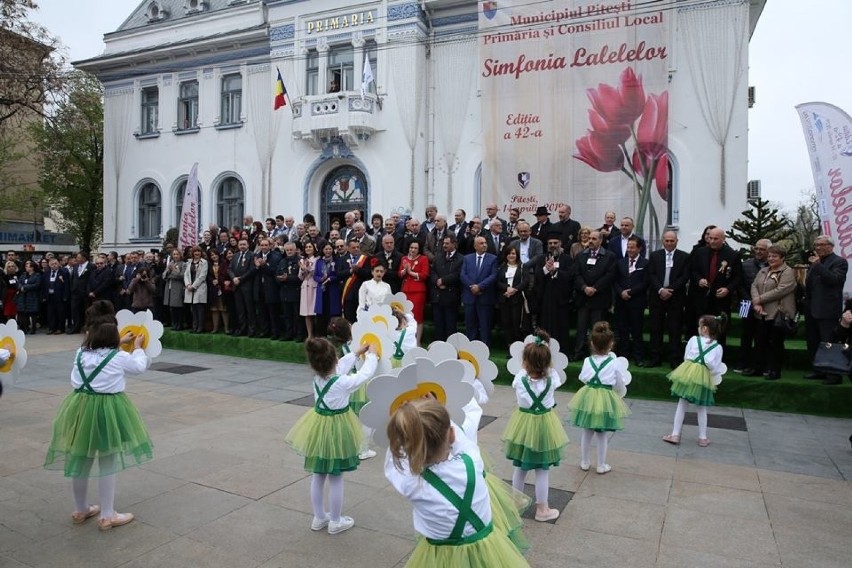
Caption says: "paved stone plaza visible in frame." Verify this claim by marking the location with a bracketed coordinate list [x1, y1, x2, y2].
[1, 335, 850, 567]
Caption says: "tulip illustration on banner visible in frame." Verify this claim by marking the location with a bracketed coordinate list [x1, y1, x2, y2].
[574, 67, 669, 239]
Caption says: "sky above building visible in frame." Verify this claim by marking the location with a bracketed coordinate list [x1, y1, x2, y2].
[29, 0, 852, 215]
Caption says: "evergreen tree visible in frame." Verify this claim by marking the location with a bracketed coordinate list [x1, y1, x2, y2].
[726, 198, 795, 258]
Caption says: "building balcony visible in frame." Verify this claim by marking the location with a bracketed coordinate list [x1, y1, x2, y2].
[291, 92, 381, 149]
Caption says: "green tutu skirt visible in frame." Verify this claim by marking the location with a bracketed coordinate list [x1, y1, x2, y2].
[568, 386, 631, 431]
[349, 384, 368, 416]
[44, 391, 153, 478]
[484, 471, 531, 554]
[406, 525, 531, 568]
[285, 408, 363, 474]
[501, 409, 569, 471]
[668, 361, 716, 406]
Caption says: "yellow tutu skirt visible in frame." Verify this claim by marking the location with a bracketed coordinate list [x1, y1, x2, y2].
[350, 384, 368, 416]
[502, 409, 569, 471]
[668, 361, 716, 406]
[406, 525, 531, 568]
[285, 408, 363, 474]
[568, 386, 631, 431]
[484, 472, 531, 554]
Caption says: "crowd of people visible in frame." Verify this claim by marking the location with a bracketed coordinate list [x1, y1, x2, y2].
[4, 204, 849, 384]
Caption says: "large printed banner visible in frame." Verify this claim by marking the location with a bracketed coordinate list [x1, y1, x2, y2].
[796, 102, 852, 294]
[479, 0, 670, 238]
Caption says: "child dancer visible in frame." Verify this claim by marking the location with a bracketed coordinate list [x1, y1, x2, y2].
[391, 308, 417, 368]
[328, 317, 376, 460]
[386, 399, 530, 567]
[43, 312, 152, 530]
[285, 337, 378, 534]
[569, 321, 632, 474]
[663, 314, 726, 447]
[501, 330, 568, 522]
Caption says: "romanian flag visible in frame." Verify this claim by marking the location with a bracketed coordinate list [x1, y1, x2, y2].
[274, 68, 288, 110]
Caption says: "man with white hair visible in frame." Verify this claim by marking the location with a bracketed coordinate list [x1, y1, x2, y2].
[804, 236, 849, 384]
[352, 221, 375, 255]
[689, 227, 742, 347]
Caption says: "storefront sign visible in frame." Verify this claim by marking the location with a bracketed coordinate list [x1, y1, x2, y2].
[306, 10, 376, 34]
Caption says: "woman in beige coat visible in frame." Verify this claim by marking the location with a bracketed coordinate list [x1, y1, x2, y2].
[184, 246, 209, 333]
[750, 245, 797, 380]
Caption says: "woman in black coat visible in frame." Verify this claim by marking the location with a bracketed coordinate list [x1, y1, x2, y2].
[496, 246, 531, 349]
[16, 260, 42, 334]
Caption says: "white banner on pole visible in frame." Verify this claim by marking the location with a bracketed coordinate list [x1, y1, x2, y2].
[178, 162, 199, 251]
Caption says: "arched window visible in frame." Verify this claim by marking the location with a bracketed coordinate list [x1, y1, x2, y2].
[138, 182, 162, 238]
[320, 166, 368, 232]
[217, 176, 244, 229]
[174, 179, 202, 231]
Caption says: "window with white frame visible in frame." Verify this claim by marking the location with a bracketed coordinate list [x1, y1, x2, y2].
[328, 45, 354, 92]
[141, 86, 159, 134]
[220, 73, 242, 125]
[217, 176, 244, 229]
[174, 180, 202, 230]
[138, 182, 162, 238]
[178, 80, 199, 130]
[306, 49, 319, 96]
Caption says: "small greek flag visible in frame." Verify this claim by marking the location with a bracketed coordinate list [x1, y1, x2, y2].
[739, 300, 752, 318]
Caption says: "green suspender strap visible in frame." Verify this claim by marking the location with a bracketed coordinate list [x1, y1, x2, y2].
[422, 454, 493, 546]
[314, 376, 350, 416]
[341, 344, 357, 374]
[74, 349, 119, 394]
[519, 375, 552, 414]
[587, 356, 614, 390]
[392, 329, 406, 360]
[691, 340, 719, 367]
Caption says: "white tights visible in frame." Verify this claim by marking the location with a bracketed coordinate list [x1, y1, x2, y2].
[71, 454, 118, 519]
[580, 429, 609, 466]
[512, 467, 550, 504]
[672, 398, 708, 439]
[310, 473, 345, 522]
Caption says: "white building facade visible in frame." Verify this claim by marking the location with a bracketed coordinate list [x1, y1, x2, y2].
[76, 0, 766, 252]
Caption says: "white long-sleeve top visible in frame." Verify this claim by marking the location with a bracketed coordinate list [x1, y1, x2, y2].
[578, 353, 632, 397]
[683, 335, 725, 385]
[511, 368, 563, 410]
[385, 425, 491, 540]
[313, 353, 378, 409]
[358, 279, 391, 312]
[70, 347, 150, 394]
[0, 348, 10, 364]
[393, 313, 418, 353]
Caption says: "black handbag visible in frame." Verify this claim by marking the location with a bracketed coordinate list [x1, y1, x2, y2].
[773, 312, 798, 337]
[813, 342, 852, 375]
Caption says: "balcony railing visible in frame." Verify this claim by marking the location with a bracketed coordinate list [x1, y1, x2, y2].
[291, 92, 381, 149]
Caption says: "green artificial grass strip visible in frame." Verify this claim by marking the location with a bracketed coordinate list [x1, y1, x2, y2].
[162, 330, 852, 418]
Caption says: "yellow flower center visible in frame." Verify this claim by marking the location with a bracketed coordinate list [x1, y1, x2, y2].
[360, 333, 383, 358]
[0, 337, 16, 373]
[119, 325, 149, 353]
[390, 382, 447, 414]
[457, 350, 480, 378]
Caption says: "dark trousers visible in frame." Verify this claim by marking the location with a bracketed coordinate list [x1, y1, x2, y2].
[738, 310, 758, 367]
[223, 293, 237, 333]
[691, 294, 732, 347]
[343, 298, 358, 324]
[754, 317, 785, 373]
[46, 295, 65, 332]
[281, 300, 299, 339]
[614, 301, 645, 360]
[649, 294, 684, 365]
[464, 300, 493, 344]
[170, 306, 184, 330]
[433, 303, 459, 342]
[806, 316, 836, 361]
[69, 293, 88, 332]
[263, 301, 282, 338]
[499, 302, 526, 350]
[191, 303, 207, 332]
[575, 306, 607, 357]
[234, 286, 256, 334]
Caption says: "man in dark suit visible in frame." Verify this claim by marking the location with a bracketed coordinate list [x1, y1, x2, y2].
[457, 217, 483, 256]
[804, 236, 849, 384]
[375, 234, 403, 294]
[398, 218, 428, 256]
[507, 221, 544, 266]
[531, 230, 574, 351]
[67, 252, 91, 334]
[340, 238, 372, 323]
[690, 227, 742, 347]
[43, 257, 70, 334]
[448, 209, 468, 240]
[430, 234, 463, 341]
[647, 231, 690, 368]
[119, 251, 141, 310]
[530, 206, 553, 243]
[424, 215, 449, 261]
[229, 239, 257, 336]
[87, 254, 116, 303]
[484, 218, 506, 257]
[573, 230, 616, 359]
[254, 238, 282, 338]
[556, 205, 581, 249]
[276, 242, 303, 341]
[614, 236, 650, 363]
[460, 236, 498, 343]
[608, 216, 646, 259]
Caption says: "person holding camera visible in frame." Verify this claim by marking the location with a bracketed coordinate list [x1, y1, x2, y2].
[804, 236, 849, 384]
[127, 266, 155, 314]
[748, 245, 796, 380]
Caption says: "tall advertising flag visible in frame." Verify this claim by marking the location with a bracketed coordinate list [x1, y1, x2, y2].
[178, 162, 199, 251]
[479, 0, 670, 240]
[796, 102, 852, 294]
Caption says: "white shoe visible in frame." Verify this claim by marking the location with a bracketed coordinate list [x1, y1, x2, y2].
[311, 514, 330, 531]
[596, 464, 612, 475]
[328, 516, 354, 535]
[358, 449, 377, 460]
[579, 461, 590, 471]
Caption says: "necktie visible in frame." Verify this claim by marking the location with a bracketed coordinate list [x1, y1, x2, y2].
[445, 252, 451, 261]
[591, 250, 597, 259]
[708, 250, 719, 286]
[51, 270, 56, 278]
[476, 255, 482, 271]
[663, 252, 672, 287]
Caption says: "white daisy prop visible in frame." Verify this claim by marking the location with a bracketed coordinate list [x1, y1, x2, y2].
[0, 319, 28, 383]
[507, 334, 570, 384]
[360, 357, 473, 447]
[402, 341, 478, 389]
[115, 309, 164, 358]
[445, 333, 498, 396]
[382, 291, 414, 315]
[356, 302, 396, 332]
[350, 320, 395, 375]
